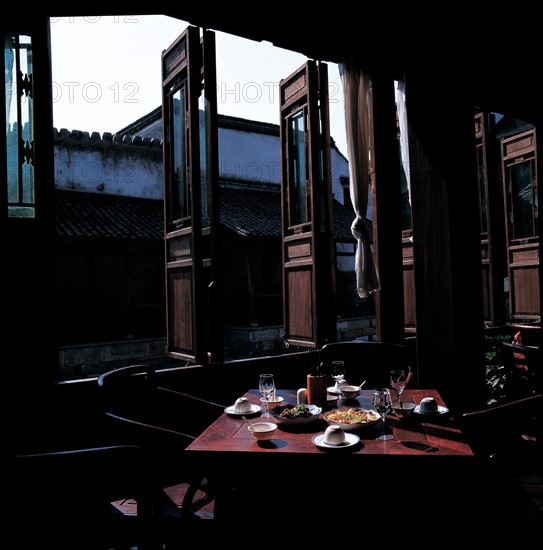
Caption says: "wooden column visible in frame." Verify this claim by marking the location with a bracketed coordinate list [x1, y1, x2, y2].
[405, 62, 486, 412]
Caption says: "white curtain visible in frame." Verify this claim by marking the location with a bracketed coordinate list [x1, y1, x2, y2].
[395, 78, 411, 205]
[339, 59, 380, 298]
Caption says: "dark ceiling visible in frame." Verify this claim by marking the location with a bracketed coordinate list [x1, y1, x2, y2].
[34, 9, 543, 124]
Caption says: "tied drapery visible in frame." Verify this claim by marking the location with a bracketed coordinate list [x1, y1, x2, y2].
[339, 59, 380, 298]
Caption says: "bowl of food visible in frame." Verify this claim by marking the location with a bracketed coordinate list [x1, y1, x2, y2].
[247, 421, 278, 440]
[323, 407, 381, 432]
[340, 385, 361, 399]
[391, 401, 416, 419]
[270, 403, 322, 426]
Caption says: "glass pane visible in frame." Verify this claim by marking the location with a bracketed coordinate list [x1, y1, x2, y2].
[5, 33, 35, 218]
[170, 87, 187, 222]
[476, 143, 487, 235]
[199, 93, 210, 228]
[290, 110, 307, 225]
[510, 159, 535, 239]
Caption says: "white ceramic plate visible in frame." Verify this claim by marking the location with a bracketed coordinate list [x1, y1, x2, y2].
[312, 432, 360, 449]
[261, 396, 285, 404]
[413, 404, 449, 416]
[224, 403, 262, 416]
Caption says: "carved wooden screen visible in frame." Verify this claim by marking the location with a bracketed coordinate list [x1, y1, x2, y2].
[279, 60, 336, 349]
[162, 26, 221, 364]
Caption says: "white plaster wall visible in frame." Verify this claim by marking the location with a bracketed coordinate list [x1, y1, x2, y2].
[53, 121, 359, 212]
[218, 126, 353, 208]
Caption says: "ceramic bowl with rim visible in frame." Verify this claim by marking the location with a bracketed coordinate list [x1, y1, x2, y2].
[323, 424, 346, 445]
[270, 403, 322, 426]
[391, 401, 416, 419]
[323, 407, 381, 432]
[233, 397, 253, 413]
[340, 385, 361, 399]
[419, 397, 439, 414]
[247, 421, 278, 440]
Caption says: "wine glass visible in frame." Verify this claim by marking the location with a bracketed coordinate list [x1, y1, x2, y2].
[390, 369, 407, 404]
[258, 373, 275, 418]
[372, 388, 393, 441]
[330, 361, 346, 406]
[331, 361, 346, 393]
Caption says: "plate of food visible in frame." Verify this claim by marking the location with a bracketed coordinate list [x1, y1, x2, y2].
[323, 407, 381, 431]
[270, 403, 322, 426]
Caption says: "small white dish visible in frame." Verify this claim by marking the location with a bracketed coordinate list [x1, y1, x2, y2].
[327, 382, 349, 395]
[312, 432, 360, 449]
[224, 403, 262, 416]
[413, 404, 449, 416]
[261, 396, 285, 404]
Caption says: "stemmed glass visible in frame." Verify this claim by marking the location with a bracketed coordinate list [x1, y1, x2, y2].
[390, 369, 407, 404]
[372, 388, 393, 441]
[258, 373, 275, 418]
[331, 361, 346, 406]
[331, 361, 346, 392]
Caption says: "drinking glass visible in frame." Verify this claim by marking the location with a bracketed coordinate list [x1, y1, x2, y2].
[331, 361, 346, 393]
[331, 361, 346, 407]
[390, 369, 407, 404]
[372, 388, 393, 441]
[259, 373, 275, 418]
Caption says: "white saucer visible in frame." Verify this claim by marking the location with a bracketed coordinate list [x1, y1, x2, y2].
[414, 404, 449, 416]
[224, 403, 262, 416]
[261, 396, 285, 404]
[312, 432, 360, 449]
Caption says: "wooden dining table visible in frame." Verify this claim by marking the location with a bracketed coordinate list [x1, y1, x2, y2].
[186, 387, 476, 537]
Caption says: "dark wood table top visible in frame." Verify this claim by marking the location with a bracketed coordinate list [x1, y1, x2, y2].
[186, 388, 474, 462]
[186, 388, 476, 531]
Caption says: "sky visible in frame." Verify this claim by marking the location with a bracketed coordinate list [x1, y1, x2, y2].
[49, 15, 348, 156]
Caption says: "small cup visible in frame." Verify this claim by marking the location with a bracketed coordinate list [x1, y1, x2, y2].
[234, 397, 252, 413]
[323, 424, 346, 445]
[419, 397, 438, 414]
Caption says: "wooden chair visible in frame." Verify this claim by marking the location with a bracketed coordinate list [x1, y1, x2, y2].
[318, 341, 413, 391]
[460, 394, 543, 537]
[501, 341, 542, 399]
[7, 444, 155, 549]
[96, 365, 224, 535]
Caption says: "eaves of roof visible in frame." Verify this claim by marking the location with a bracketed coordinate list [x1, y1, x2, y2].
[55, 186, 358, 243]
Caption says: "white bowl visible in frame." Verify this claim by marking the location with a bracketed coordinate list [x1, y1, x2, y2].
[323, 424, 346, 445]
[233, 397, 252, 413]
[340, 385, 361, 399]
[247, 421, 278, 440]
[419, 397, 438, 414]
[391, 401, 416, 419]
[323, 407, 381, 431]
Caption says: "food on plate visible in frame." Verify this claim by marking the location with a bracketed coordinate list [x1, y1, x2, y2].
[325, 407, 380, 424]
[278, 403, 313, 419]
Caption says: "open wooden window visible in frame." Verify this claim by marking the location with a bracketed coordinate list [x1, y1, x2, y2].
[501, 128, 540, 322]
[279, 60, 336, 349]
[162, 26, 221, 364]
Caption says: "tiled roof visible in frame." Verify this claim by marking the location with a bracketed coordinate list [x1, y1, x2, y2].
[56, 190, 164, 241]
[55, 186, 358, 242]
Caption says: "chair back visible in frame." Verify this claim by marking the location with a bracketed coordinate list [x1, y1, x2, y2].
[461, 393, 542, 473]
[500, 341, 541, 398]
[319, 341, 413, 390]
